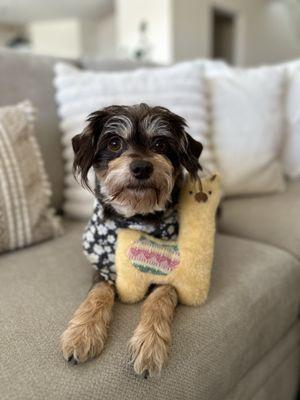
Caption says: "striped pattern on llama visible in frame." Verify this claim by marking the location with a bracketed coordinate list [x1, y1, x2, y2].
[128, 236, 180, 276]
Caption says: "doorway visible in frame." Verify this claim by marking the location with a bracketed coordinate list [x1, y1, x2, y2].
[211, 7, 236, 64]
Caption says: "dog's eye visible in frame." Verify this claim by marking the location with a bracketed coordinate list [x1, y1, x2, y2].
[152, 138, 168, 153]
[108, 137, 123, 152]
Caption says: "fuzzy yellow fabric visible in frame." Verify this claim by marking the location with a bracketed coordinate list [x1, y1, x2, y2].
[115, 175, 221, 306]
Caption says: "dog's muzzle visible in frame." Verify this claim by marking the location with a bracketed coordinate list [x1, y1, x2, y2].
[130, 160, 154, 180]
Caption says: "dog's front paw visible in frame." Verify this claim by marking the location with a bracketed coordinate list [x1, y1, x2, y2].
[128, 285, 176, 377]
[61, 320, 106, 364]
[61, 282, 115, 365]
[128, 323, 170, 377]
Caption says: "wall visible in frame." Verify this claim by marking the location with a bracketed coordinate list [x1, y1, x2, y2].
[81, 14, 116, 58]
[245, 0, 300, 66]
[28, 18, 82, 58]
[96, 13, 116, 58]
[173, 0, 207, 62]
[172, 0, 300, 66]
[28, 15, 116, 59]
[18, 0, 300, 65]
[81, 19, 99, 57]
[172, 0, 246, 64]
[115, 0, 173, 64]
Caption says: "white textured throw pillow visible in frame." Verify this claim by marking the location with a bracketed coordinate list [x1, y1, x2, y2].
[284, 66, 300, 179]
[208, 67, 286, 196]
[54, 60, 225, 219]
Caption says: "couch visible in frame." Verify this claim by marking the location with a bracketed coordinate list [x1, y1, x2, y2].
[0, 50, 299, 400]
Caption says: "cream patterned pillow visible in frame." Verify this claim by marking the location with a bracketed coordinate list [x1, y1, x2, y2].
[284, 65, 300, 179]
[208, 66, 286, 196]
[0, 101, 62, 253]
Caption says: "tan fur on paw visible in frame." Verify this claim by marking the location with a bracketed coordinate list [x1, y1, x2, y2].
[128, 285, 177, 377]
[61, 282, 115, 364]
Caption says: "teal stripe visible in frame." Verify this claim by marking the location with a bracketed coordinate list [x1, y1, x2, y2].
[133, 263, 168, 276]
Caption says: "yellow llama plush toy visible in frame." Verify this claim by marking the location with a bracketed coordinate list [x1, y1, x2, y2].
[115, 174, 221, 306]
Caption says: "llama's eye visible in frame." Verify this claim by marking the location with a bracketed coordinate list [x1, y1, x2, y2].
[153, 138, 168, 153]
[108, 137, 123, 152]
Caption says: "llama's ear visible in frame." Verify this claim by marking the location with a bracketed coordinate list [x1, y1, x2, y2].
[180, 132, 203, 178]
[72, 110, 111, 189]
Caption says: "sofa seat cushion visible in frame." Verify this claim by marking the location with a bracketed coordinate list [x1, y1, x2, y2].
[219, 179, 300, 260]
[225, 321, 300, 400]
[0, 220, 300, 400]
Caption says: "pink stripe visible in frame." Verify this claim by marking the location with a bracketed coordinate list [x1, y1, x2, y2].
[128, 247, 179, 270]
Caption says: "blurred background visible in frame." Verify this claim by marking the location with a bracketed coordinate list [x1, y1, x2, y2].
[0, 0, 300, 66]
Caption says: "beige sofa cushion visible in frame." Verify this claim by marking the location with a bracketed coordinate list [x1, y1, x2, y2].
[0, 220, 299, 400]
[0, 51, 72, 210]
[219, 179, 300, 260]
[225, 322, 300, 400]
[0, 101, 62, 254]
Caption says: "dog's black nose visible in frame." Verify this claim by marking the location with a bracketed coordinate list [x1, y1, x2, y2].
[130, 160, 153, 180]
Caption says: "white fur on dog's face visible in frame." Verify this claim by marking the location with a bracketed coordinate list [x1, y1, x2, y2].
[102, 115, 133, 140]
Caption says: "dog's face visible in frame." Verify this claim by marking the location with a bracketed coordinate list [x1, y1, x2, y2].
[72, 104, 203, 217]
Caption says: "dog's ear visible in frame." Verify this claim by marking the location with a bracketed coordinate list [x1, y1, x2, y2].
[72, 110, 110, 190]
[180, 132, 203, 178]
[156, 107, 203, 179]
[180, 135, 203, 178]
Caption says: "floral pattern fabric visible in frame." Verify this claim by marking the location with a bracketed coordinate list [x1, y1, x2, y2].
[82, 202, 178, 283]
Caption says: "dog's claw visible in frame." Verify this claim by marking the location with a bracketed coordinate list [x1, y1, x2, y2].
[67, 354, 78, 365]
[143, 370, 149, 379]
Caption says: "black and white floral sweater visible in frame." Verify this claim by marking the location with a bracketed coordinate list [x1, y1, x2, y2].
[82, 201, 179, 284]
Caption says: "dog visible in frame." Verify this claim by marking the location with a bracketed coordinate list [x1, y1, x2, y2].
[61, 103, 203, 377]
